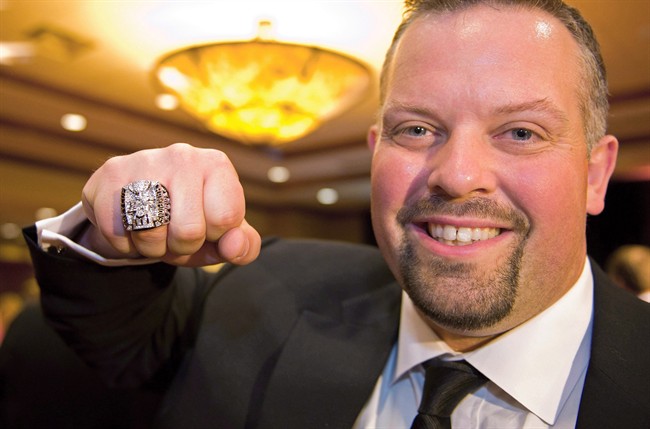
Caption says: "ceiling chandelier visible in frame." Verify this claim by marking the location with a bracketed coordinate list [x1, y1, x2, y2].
[153, 21, 372, 146]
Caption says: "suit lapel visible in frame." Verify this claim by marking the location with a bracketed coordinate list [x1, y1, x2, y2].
[576, 262, 650, 429]
[255, 282, 401, 429]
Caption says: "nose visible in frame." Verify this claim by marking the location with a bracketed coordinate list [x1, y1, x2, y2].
[426, 130, 496, 198]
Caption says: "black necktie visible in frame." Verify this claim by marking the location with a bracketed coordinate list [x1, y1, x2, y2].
[411, 360, 488, 429]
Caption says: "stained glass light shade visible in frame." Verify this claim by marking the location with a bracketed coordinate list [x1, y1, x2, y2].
[153, 34, 371, 146]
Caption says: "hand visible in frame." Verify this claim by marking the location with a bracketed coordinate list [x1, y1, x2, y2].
[79, 143, 261, 266]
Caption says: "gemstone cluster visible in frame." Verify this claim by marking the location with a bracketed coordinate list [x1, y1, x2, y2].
[121, 180, 171, 231]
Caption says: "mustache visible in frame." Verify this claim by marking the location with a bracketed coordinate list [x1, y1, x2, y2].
[396, 195, 529, 232]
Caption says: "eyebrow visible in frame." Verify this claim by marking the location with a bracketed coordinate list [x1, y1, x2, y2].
[381, 101, 436, 118]
[494, 98, 570, 125]
[383, 98, 569, 122]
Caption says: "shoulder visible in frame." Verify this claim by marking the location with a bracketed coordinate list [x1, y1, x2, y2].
[203, 237, 398, 309]
[591, 259, 650, 328]
[244, 237, 394, 290]
[590, 262, 650, 374]
[583, 260, 650, 425]
[258, 237, 388, 272]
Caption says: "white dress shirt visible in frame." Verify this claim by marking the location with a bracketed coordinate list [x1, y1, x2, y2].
[35, 202, 156, 266]
[36, 204, 593, 428]
[354, 261, 594, 429]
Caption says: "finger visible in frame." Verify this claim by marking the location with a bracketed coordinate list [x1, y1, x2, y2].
[203, 151, 246, 242]
[82, 166, 136, 256]
[164, 172, 207, 256]
[160, 240, 221, 267]
[161, 221, 261, 267]
[130, 226, 169, 258]
[217, 220, 261, 265]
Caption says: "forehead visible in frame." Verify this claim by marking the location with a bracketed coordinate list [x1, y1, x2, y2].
[385, 4, 583, 107]
[399, 4, 579, 58]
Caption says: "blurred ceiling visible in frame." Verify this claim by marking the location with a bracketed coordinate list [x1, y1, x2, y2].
[1, 0, 649, 234]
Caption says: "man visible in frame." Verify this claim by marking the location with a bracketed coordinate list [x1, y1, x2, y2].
[21, 0, 650, 428]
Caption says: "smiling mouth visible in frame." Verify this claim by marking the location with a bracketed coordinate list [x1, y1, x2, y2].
[427, 223, 501, 246]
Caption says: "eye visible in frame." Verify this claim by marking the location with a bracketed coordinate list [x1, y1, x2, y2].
[386, 124, 437, 148]
[496, 126, 544, 145]
[404, 125, 430, 137]
[510, 128, 534, 141]
[493, 124, 550, 154]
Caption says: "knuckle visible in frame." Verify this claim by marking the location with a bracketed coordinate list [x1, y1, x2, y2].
[173, 222, 206, 243]
[100, 154, 128, 176]
[133, 228, 167, 245]
[133, 243, 166, 259]
[213, 208, 244, 230]
[166, 142, 192, 157]
[204, 149, 231, 168]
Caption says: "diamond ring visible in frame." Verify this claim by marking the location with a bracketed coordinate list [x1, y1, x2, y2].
[121, 180, 171, 231]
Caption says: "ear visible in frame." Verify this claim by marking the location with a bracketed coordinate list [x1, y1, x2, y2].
[586, 134, 618, 215]
[367, 124, 379, 152]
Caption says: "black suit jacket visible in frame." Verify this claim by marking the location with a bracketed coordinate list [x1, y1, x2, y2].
[23, 230, 650, 428]
[0, 304, 162, 429]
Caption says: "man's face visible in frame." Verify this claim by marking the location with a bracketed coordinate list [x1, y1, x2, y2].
[368, 5, 615, 340]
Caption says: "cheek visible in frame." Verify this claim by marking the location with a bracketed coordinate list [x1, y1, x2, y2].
[370, 149, 424, 214]
[370, 148, 424, 262]
[506, 159, 589, 251]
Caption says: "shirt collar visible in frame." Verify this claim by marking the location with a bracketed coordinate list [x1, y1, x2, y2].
[394, 258, 594, 425]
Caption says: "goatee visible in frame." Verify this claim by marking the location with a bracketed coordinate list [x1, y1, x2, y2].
[396, 196, 529, 331]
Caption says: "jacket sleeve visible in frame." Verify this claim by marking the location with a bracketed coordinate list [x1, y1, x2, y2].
[22, 225, 207, 388]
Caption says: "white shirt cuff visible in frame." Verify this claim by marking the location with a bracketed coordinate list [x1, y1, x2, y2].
[35, 202, 159, 267]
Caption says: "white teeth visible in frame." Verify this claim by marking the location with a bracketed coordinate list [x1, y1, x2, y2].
[472, 228, 482, 241]
[427, 223, 501, 246]
[481, 229, 490, 240]
[443, 225, 457, 241]
[457, 227, 472, 242]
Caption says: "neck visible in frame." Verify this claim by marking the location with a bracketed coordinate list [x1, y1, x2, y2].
[414, 307, 504, 352]
[431, 326, 500, 352]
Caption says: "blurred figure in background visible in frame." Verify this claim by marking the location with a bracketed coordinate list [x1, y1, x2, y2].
[606, 244, 650, 303]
